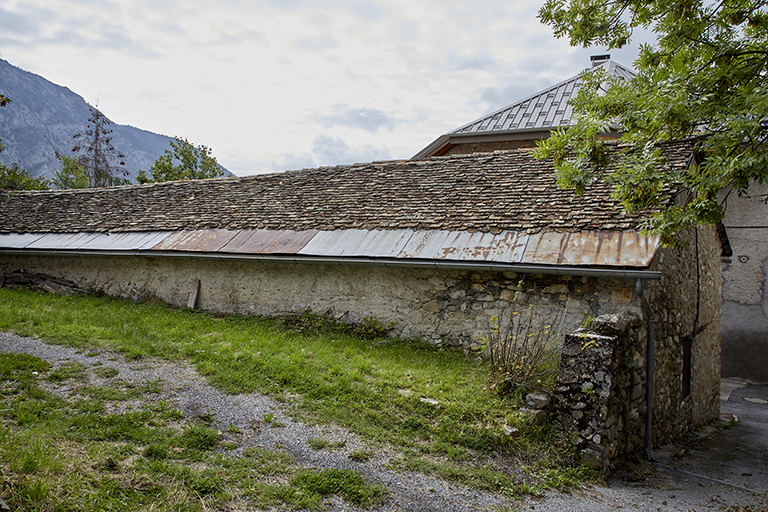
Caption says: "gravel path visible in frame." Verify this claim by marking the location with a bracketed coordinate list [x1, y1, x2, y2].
[6, 331, 764, 511]
[0, 331, 515, 512]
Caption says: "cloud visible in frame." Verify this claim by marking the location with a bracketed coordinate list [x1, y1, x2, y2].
[478, 81, 544, 112]
[311, 135, 391, 166]
[444, 54, 498, 72]
[271, 134, 391, 172]
[313, 104, 397, 133]
[0, 3, 160, 59]
[290, 34, 338, 52]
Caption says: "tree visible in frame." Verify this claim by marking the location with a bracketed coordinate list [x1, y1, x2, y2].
[536, 0, 768, 245]
[72, 105, 129, 188]
[137, 137, 224, 183]
[52, 152, 89, 189]
[0, 162, 49, 191]
[0, 93, 10, 153]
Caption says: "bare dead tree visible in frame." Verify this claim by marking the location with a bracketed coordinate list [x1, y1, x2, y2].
[71, 105, 128, 188]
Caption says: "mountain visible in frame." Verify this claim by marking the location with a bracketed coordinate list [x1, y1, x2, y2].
[0, 59, 225, 184]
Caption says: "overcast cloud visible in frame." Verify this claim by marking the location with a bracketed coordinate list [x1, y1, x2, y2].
[0, 0, 647, 175]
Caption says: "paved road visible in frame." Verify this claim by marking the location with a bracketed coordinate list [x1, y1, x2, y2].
[527, 379, 768, 511]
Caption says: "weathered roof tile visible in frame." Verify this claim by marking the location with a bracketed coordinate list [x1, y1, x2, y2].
[0, 145, 690, 235]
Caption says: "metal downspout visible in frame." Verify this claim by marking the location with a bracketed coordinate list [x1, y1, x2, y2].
[636, 278, 657, 462]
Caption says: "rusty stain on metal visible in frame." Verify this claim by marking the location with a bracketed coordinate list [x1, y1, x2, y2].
[224, 229, 317, 254]
[398, 230, 528, 263]
[522, 231, 659, 267]
[2, 228, 660, 269]
[151, 229, 239, 252]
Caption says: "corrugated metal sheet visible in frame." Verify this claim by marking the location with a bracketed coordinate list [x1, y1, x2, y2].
[1, 228, 661, 269]
[77, 232, 172, 251]
[151, 229, 239, 252]
[0, 233, 45, 249]
[25, 232, 103, 250]
[299, 229, 413, 258]
[398, 230, 528, 263]
[522, 231, 659, 267]
[224, 229, 317, 254]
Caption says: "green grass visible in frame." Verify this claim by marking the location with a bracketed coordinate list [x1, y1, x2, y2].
[0, 288, 595, 510]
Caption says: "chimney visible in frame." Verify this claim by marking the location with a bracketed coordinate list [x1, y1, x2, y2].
[590, 54, 611, 67]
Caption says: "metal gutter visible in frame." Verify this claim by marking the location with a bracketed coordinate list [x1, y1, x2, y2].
[0, 248, 662, 280]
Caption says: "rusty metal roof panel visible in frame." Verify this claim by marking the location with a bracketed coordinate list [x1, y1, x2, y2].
[522, 231, 660, 267]
[223, 229, 317, 254]
[299, 229, 413, 258]
[398, 230, 528, 262]
[0, 233, 46, 249]
[151, 229, 239, 252]
[78, 231, 173, 251]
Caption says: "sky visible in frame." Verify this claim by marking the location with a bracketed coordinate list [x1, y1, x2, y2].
[0, 0, 649, 177]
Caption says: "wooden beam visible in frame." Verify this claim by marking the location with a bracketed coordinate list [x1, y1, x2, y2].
[187, 279, 200, 309]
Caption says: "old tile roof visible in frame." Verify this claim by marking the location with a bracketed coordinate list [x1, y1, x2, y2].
[0, 145, 690, 236]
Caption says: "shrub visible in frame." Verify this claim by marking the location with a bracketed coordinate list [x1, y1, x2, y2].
[486, 303, 564, 395]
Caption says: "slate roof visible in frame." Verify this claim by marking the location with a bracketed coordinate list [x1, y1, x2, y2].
[0, 146, 689, 236]
[413, 56, 636, 159]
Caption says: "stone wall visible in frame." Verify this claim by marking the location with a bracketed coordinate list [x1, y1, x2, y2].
[0, 253, 641, 351]
[648, 225, 722, 438]
[552, 225, 722, 474]
[552, 313, 644, 474]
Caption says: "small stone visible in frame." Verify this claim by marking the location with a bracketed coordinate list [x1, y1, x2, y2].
[503, 425, 520, 437]
[590, 313, 640, 336]
[422, 301, 439, 313]
[543, 284, 567, 294]
[518, 407, 547, 425]
[580, 447, 605, 471]
[525, 391, 552, 409]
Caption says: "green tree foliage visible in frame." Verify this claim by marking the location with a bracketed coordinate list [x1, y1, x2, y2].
[137, 137, 224, 183]
[52, 152, 89, 189]
[0, 162, 49, 191]
[536, 0, 768, 245]
[71, 105, 128, 188]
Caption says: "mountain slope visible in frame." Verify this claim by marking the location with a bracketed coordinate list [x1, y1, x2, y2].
[0, 59, 200, 184]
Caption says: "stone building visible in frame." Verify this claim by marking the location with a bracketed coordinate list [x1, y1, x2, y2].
[414, 53, 766, 385]
[1, 141, 723, 452]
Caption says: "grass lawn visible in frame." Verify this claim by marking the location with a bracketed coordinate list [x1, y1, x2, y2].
[0, 288, 594, 511]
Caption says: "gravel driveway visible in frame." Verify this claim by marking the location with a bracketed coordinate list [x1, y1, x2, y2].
[0, 331, 515, 512]
[3, 331, 766, 512]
